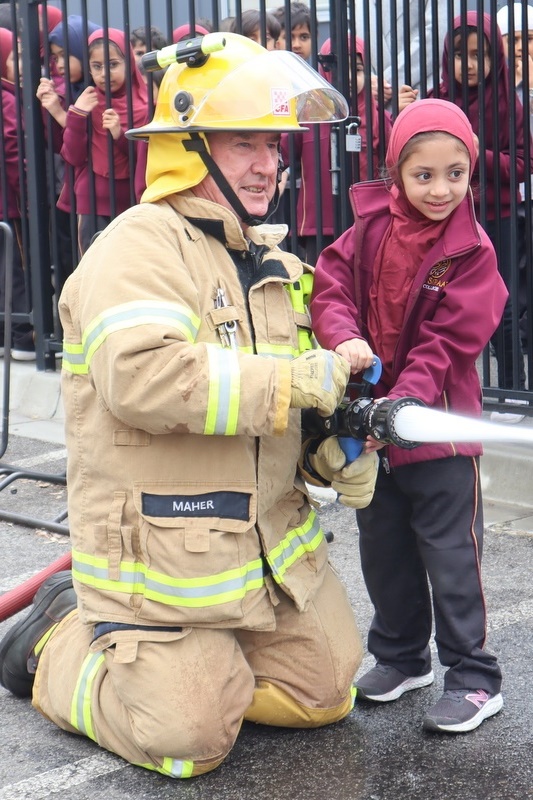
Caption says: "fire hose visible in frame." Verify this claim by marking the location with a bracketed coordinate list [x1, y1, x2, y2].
[0, 551, 72, 623]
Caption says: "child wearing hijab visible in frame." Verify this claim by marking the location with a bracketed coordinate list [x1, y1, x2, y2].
[434, 11, 531, 420]
[282, 37, 389, 263]
[310, 99, 508, 734]
[36, 15, 100, 279]
[37, 3, 62, 63]
[172, 23, 211, 43]
[60, 28, 148, 255]
[497, 3, 533, 381]
[280, 37, 403, 266]
[0, 27, 36, 359]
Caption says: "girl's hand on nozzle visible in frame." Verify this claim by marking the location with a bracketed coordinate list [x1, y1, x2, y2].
[363, 436, 386, 454]
[335, 338, 374, 375]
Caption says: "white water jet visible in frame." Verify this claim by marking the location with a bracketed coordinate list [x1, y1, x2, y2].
[393, 406, 533, 446]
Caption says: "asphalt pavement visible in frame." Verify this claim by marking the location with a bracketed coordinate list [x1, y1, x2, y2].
[0, 361, 532, 800]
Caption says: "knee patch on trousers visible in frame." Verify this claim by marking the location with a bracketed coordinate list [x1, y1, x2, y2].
[244, 679, 355, 728]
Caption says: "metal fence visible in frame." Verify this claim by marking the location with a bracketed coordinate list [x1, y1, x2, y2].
[4, 0, 533, 414]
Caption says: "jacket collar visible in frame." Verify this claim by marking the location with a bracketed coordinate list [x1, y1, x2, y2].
[350, 180, 481, 259]
[165, 191, 288, 252]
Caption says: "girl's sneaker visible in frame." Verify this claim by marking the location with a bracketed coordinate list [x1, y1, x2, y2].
[423, 689, 503, 733]
[355, 663, 434, 702]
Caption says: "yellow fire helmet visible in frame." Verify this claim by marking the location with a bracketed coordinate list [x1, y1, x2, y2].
[126, 32, 349, 212]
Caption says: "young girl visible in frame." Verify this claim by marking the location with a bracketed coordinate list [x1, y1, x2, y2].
[310, 99, 508, 734]
[60, 28, 148, 255]
[434, 11, 530, 419]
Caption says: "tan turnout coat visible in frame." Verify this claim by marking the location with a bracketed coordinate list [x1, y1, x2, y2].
[60, 192, 328, 631]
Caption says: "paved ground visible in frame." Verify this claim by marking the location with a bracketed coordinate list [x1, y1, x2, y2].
[0, 427, 532, 800]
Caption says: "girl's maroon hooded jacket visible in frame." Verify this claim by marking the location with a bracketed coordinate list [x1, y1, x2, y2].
[311, 99, 508, 468]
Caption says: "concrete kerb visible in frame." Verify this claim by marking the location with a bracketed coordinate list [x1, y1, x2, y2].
[1, 360, 532, 510]
[0, 361, 64, 445]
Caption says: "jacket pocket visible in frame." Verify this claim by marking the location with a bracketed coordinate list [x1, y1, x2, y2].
[131, 480, 262, 624]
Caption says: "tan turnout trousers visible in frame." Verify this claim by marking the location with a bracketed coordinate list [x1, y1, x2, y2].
[33, 566, 362, 778]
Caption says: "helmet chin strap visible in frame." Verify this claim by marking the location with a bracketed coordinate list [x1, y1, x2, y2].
[183, 133, 281, 226]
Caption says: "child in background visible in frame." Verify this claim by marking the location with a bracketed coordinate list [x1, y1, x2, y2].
[36, 15, 99, 277]
[172, 22, 212, 43]
[281, 37, 394, 265]
[311, 99, 507, 734]
[130, 25, 167, 72]
[434, 11, 531, 420]
[497, 3, 533, 362]
[37, 4, 62, 63]
[282, 37, 416, 265]
[497, 3, 533, 90]
[60, 28, 148, 255]
[273, 2, 312, 60]
[0, 28, 36, 359]
[230, 9, 280, 50]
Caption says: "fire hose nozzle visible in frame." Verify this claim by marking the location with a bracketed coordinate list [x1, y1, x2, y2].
[357, 396, 426, 449]
[303, 395, 426, 451]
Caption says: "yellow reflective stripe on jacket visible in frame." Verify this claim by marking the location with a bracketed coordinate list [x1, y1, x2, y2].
[286, 272, 314, 354]
[70, 652, 105, 741]
[267, 510, 323, 584]
[72, 512, 321, 605]
[255, 342, 300, 359]
[72, 550, 265, 608]
[204, 345, 240, 435]
[138, 757, 195, 779]
[62, 300, 201, 374]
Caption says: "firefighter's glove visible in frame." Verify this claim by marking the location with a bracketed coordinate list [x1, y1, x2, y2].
[290, 350, 349, 417]
[309, 436, 379, 509]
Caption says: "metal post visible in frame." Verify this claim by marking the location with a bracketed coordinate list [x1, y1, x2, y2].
[19, 0, 58, 371]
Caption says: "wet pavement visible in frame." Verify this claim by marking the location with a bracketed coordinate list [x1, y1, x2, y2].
[0, 432, 532, 800]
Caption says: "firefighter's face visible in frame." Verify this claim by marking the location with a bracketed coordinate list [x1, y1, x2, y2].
[192, 131, 280, 228]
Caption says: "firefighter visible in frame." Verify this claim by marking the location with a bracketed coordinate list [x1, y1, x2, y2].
[0, 33, 378, 778]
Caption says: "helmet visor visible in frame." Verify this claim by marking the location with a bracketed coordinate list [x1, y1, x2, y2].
[179, 50, 349, 130]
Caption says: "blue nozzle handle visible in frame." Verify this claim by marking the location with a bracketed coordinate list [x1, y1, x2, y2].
[338, 355, 382, 463]
[339, 437, 364, 462]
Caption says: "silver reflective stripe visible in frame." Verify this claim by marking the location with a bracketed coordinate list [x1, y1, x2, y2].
[72, 551, 265, 607]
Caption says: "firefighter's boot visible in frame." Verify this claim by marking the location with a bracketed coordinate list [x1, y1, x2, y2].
[0, 571, 76, 697]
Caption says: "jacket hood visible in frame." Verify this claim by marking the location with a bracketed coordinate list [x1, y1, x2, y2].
[386, 98, 478, 179]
